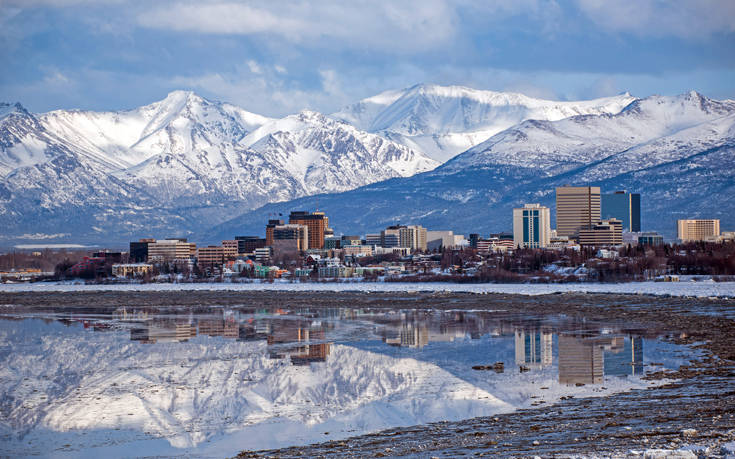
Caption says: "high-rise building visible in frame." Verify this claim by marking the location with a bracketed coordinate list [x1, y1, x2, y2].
[601, 191, 641, 232]
[677, 219, 720, 242]
[381, 227, 401, 247]
[265, 219, 284, 247]
[273, 224, 309, 251]
[513, 204, 551, 248]
[380, 225, 427, 251]
[556, 186, 601, 238]
[578, 219, 623, 247]
[289, 211, 329, 249]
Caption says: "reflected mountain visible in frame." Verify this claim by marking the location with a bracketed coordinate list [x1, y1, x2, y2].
[0, 305, 688, 456]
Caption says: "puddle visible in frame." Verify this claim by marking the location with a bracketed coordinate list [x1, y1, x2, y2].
[0, 305, 698, 457]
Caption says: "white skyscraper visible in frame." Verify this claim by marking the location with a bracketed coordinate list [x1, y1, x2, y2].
[513, 204, 551, 248]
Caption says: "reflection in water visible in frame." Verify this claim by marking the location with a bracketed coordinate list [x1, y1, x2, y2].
[558, 334, 645, 385]
[515, 329, 553, 370]
[0, 304, 688, 456]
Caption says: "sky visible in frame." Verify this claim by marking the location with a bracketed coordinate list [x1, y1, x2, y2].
[1, 0, 734, 117]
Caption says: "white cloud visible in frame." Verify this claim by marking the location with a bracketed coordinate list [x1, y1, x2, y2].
[246, 60, 262, 75]
[137, 0, 458, 53]
[576, 0, 735, 39]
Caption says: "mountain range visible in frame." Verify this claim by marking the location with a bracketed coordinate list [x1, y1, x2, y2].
[1, 85, 733, 246]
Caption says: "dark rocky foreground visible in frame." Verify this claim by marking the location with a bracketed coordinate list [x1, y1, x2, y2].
[1, 290, 734, 457]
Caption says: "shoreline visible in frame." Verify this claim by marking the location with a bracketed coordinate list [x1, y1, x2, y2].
[1, 280, 735, 298]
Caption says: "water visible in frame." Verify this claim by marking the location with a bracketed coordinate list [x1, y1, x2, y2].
[0, 304, 696, 457]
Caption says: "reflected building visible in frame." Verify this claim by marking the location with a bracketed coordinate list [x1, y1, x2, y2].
[558, 334, 605, 384]
[267, 323, 331, 365]
[130, 321, 196, 344]
[384, 323, 429, 348]
[604, 336, 644, 377]
[559, 334, 645, 384]
[514, 329, 553, 370]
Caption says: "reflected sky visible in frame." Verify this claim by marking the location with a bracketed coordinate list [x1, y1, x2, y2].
[0, 305, 696, 457]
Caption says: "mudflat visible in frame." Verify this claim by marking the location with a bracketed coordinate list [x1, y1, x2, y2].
[2, 290, 734, 457]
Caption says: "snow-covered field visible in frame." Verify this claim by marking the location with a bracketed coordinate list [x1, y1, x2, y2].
[1, 280, 735, 298]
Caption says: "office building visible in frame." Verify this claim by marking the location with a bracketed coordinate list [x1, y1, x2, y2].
[221, 240, 239, 259]
[365, 234, 381, 246]
[289, 211, 329, 249]
[469, 233, 480, 249]
[381, 227, 401, 247]
[130, 238, 155, 262]
[147, 238, 196, 262]
[112, 263, 153, 277]
[381, 225, 427, 251]
[578, 219, 623, 247]
[341, 235, 361, 246]
[324, 236, 341, 250]
[677, 219, 720, 242]
[254, 247, 272, 263]
[426, 230, 459, 251]
[265, 219, 284, 246]
[513, 204, 551, 248]
[235, 236, 266, 254]
[637, 232, 664, 246]
[273, 224, 309, 251]
[197, 246, 226, 266]
[556, 186, 601, 238]
[601, 191, 641, 232]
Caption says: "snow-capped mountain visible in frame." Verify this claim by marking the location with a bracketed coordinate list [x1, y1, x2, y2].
[211, 91, 735, 240]
[0, 92, 437, 244]
[332, 84, 636, 162]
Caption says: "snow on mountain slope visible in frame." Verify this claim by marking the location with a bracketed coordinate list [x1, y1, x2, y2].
[0, 91, 439, 243]
[241, 110, 438, 185]
[212, 91, 735, 240]
[332, 84, 636, 162]
[0, 103, 56, 177]
[39, 90, 272, 171]
[445, 91, 735, 175]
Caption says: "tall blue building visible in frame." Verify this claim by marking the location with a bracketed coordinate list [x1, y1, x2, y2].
[601, 191, 641, 232]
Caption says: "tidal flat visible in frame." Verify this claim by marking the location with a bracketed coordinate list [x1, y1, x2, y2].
[0, 290, 733, 458]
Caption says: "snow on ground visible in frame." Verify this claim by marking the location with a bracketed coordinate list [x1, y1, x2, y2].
[1, 281, 735, 298]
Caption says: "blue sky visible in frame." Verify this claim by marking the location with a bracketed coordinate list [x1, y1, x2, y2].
[1, 0, 734, 117]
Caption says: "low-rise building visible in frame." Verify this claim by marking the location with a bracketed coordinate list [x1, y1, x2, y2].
[112, 263, 153, 277]
[148, 238, 196, 262]
[254, 247, 272, 263]
[197, 246, 227, 267]
[578, 219, 623, 247]
[235, 236, 266, 254]
[221, 240, 239, 259]
[343, 245, 373, 257]
[318, 265, 354, 278]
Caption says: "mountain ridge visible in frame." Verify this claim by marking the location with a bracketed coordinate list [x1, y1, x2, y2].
[208, 91, 735, 241]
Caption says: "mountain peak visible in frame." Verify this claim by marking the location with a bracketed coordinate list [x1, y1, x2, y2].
[0, 102, 29, 120]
